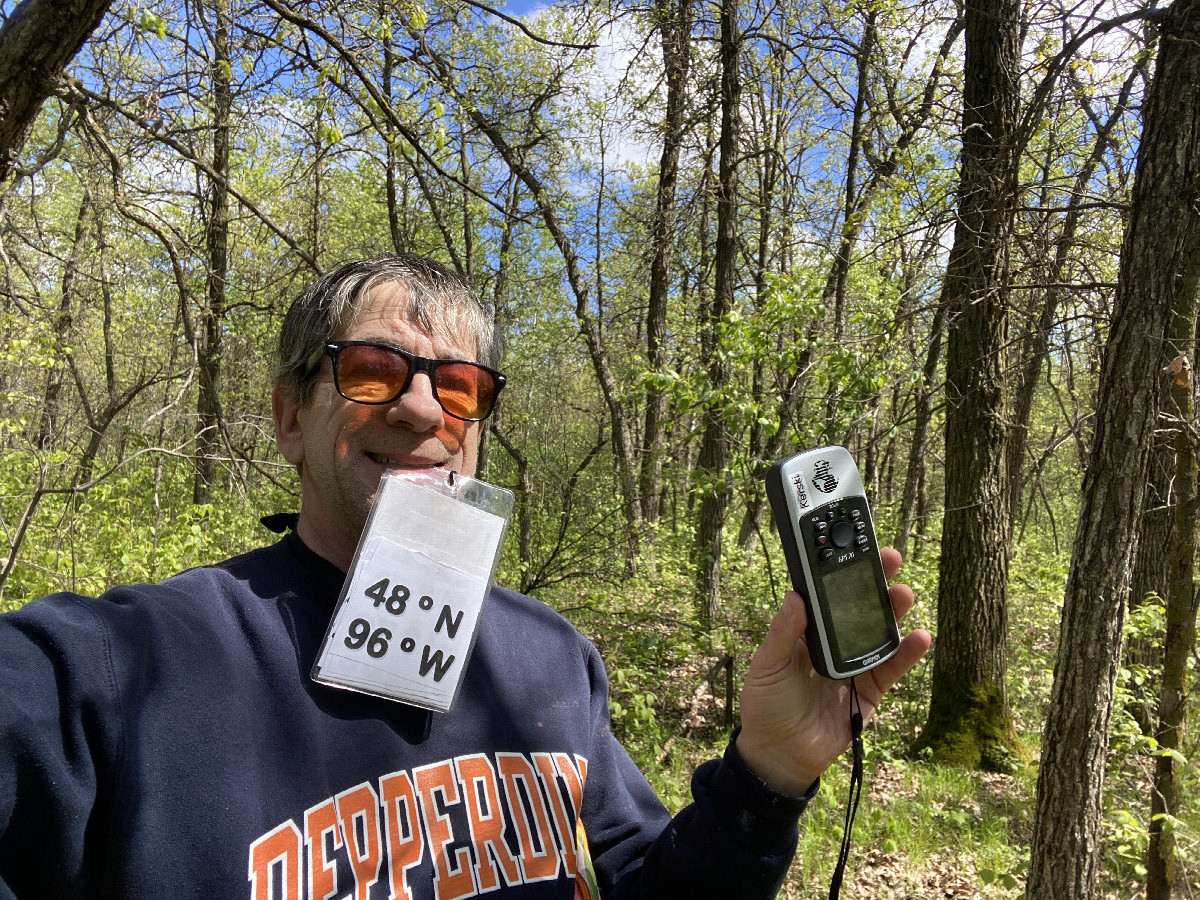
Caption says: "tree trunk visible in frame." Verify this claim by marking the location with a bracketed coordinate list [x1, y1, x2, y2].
[693, 0, 740, 628]
[737, 41, 791, 552]
[1147, 341, 1199, 898]
[820, 10, 962, 434]
[32, 187, 91, 451]
[894, 304, 946, 557]
[1128, 303, 1200, 737]
[0, 0, 114, 183]
[458, 87, 643, 561]
[1127, 386, 1177, 735]
[823, 7, 876, 348]
[1006, 64, 1142, 530]
[1027, 0, 1200, 892]
[490, 424, 532, 590]
[194, 0, 231, 505]
[1125, 32, 1175, 738]
[381, 19, 403, 254]
[640, 0, 692, 528]
[914, 0, 1025, 769]
[479, 175, 520, 481]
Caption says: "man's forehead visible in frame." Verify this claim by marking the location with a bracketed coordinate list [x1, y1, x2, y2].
[343, 281, 478, 358]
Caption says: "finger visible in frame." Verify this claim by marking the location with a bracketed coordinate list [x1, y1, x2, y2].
[888, 581, 916, 621]
[748, 591, 809, 679]
[868, 629, 932, 698]
[880, 546, 903, 581]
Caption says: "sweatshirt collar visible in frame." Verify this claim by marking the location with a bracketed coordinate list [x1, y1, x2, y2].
[262, 513, 347, 599]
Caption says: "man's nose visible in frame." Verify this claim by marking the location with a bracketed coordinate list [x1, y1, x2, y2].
[386, 371, 444, 430]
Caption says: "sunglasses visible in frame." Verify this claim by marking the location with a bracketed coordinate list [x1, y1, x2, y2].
[323, 340, 506, 422]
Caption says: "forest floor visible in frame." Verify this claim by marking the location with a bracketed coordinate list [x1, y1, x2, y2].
[627, 659, 1199, 900]
[577, 537, 1198, 900]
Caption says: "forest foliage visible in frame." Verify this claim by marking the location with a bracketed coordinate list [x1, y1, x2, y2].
[0, 0, 1196, 893]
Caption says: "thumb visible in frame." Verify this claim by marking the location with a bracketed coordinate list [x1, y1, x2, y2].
[749, 591, 810, 680]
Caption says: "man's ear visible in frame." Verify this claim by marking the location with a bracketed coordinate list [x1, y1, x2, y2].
[273, 383, 305, 466]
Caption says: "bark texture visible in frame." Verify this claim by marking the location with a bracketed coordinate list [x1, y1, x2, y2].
[1147, 353, 1198, 898]
[195, 0, 232, 505]
[916, 0, 1025, 769]
[693, 0, 740, 626]
[1027, 0, 1200, 893]
[640, 0, 693, 527]
[0, 0, 113, 182]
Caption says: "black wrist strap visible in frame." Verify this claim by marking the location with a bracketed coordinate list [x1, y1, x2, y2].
[829, 677, 865, 900]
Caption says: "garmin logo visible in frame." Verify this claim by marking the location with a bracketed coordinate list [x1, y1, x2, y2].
[791, 473, 810, 509]
[813, 459, 839, 494]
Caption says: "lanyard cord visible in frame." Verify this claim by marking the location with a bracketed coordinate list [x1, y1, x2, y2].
[829, 677, 865, 900]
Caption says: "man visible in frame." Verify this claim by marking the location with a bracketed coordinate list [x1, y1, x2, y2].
[0, 254, 930, 899]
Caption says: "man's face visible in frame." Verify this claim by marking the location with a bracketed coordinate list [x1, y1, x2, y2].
[273, 282, 483, 569]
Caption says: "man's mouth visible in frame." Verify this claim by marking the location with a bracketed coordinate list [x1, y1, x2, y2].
[366, 452, 442, 469]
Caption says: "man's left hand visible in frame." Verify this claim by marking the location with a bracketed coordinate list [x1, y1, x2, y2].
[734, 548, 932, 796]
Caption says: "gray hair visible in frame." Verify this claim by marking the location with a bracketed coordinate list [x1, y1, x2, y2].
[275, 254, 499, 405]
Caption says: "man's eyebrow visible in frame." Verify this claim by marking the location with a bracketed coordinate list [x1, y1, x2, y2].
[351, 336, 406, 350]
[351, 335, 481, 361]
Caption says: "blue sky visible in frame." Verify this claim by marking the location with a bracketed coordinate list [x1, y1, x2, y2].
[497, 0, 551, 16]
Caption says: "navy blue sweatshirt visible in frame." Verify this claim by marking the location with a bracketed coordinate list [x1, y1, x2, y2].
[0, 533, 811, 899]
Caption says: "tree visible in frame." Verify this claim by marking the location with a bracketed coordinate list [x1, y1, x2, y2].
[640, 0, 693, 528]
[913, 0, 1026, 769]
[817, 6, 963, 433]
[1006, 33, 1148, 535]
[692, 0, 741, 627]
[194, 0, 234, 504]
[0, 0, 113, 183]
[735, 0, 962, 550]
[1147, 328, 1198, 897]
[892, 301, 946, 557]
[29, 186, 92, 452]
[734, 19, 809, 551]
[1026, 0, 1200, 891]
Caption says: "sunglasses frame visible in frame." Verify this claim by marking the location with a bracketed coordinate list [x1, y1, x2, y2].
[323, 340, 506, 422]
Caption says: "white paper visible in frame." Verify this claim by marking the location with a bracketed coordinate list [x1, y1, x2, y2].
[313, 474, 509, 711]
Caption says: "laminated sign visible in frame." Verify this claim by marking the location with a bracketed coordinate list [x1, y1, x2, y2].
[312, 470, 513, 711]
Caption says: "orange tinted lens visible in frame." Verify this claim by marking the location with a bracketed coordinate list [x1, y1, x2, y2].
[337, 344, 409, 402]
[435, 361, 496, 419]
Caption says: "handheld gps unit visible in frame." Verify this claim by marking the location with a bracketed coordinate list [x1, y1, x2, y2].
[765, 446, 900, 680]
